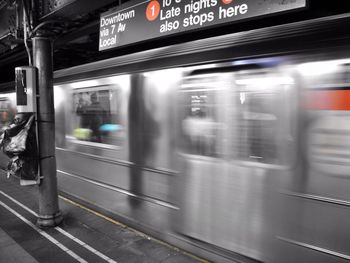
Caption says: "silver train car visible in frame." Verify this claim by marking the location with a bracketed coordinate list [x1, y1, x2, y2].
[2, 13, 350, 263]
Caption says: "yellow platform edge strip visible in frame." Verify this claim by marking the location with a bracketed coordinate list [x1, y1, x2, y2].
[59, 195, 210, 263]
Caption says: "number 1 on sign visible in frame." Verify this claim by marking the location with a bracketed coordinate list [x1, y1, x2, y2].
[146, 0, 160, 21]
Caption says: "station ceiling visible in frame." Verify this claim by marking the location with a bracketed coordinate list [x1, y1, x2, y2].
[0, 0, 129, 84]
[1, 0, 350, 86]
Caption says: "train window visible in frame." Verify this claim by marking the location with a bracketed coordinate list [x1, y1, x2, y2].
[0, 97, 16, 130]
[179, 73, 228, 157]
[231, 71, 295, 165]
[69, 86, 124, 146]
[298, 60, 350, 89]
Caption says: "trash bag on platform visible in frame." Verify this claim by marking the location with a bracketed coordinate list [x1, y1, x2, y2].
[7, 156, 38, 184]
[0, 113, 38, 184]
[3, 114, 34, 155]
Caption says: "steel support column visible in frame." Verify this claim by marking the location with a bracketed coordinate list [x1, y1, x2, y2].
[33, 36, 63, 227]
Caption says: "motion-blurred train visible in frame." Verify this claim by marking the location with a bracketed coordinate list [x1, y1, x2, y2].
[1, 13, 350, 263]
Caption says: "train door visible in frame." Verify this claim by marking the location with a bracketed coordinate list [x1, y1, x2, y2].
[176, 70, 231, 241]
[176, 65, 298, 262]
[229, 68, 298, 262]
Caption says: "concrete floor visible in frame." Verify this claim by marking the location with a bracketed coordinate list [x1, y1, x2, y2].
[0, 173, 205, 263]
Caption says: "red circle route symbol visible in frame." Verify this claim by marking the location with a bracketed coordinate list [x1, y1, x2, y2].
[146, 0, 160, 21]
[222, 0, 233, 4]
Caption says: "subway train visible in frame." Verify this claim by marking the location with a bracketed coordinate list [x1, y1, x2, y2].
[1, 13, 350, 263]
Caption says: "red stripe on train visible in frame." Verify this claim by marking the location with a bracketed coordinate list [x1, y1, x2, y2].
[304, 90, 350, 110]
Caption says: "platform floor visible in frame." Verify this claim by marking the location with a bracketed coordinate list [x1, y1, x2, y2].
[0, 173, 206, 263]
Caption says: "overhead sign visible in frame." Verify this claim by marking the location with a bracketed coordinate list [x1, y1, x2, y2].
[99, 0, 307, 51]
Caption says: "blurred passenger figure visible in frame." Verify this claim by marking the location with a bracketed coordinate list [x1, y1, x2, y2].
[76, 92, 105, 142]
[182, 108, 216, 156]
[76, 95, 89, 127]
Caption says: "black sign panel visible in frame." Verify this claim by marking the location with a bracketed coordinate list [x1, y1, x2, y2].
[15, 69, 27, 106]
[99, 0, 307, 51]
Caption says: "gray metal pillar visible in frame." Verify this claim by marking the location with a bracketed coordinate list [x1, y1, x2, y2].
[32, 36, 63, 227]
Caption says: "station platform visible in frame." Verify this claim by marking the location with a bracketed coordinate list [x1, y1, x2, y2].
[0, 172, 206, 263]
